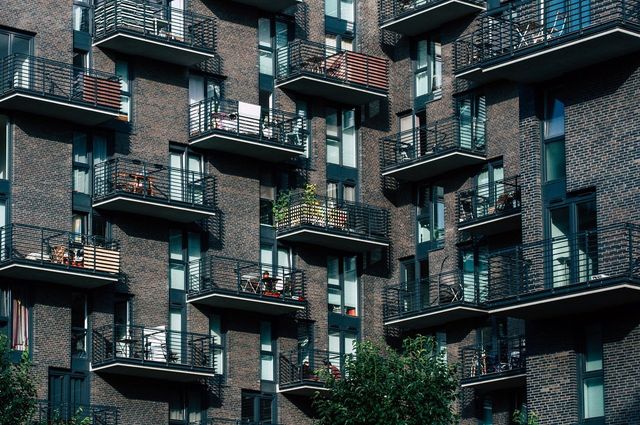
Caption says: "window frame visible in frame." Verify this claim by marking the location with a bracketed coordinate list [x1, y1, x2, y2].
[327, 254, 359, 317]
[241, 390, 276, 424]
[115, 60, 132, 120]
[326, 106, 358, 169]
[542, 92, 566, 184]
[578, 324, 605, 424]
[412, 37, 442, 107]
[416, 185, 445, 252]
[259, 321, 275, 383]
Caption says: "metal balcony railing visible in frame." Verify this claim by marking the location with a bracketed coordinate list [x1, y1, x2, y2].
[379, 0, 485, 25]
[93, 158, 216, 210]
[383, 271, 488, 322]
[275, 191, 390, 242]
[0, 54, 121, 111]
[486, 223, 640, 303]
[92, 324, 215, 372]
[94, 0, 216, 51]
[276, 40, 389, 93]
[0, 223, 121, 276]
[279, 348, 342, 388]
[458, 176, 521, 225]
[188, 256, 306, 303]
[380, 116, 486, 171]
[31, 400, 119, 425]
[461, 336, 526, 382]
[206, 420, 282, 425]
[188, 98, 307, 150]
[454, 0, 640, 73]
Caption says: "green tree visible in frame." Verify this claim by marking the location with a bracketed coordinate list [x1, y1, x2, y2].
[313, 335, 458, 425]
[0, 334, 37, 425]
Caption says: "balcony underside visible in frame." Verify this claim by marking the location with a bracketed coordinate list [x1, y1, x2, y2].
[0, 92, 119, 125]
[93, 196, 215, 222]
[384, 304, 488, 329]
[0, 262, 117, 288]
[382, 150, 486, 181]
[277, 227, 389, 252]
[461, 371, 526, 391]
[276, 75, 387, 105]
[380, 0, 485, 35]
[490, 278, 640, 319]
[187, 291, 306, 315]
[458, 210, 521, 235]
[230, 0, 301, 12]
[279, 382, 330, 396]
[92, 361, 215, 382]
[189, 132, 304, 162]
[93, 33, 215, 66]
[457, 26, 640, 83]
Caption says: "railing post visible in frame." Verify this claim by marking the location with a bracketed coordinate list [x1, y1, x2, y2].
[628, 224, 634, 276]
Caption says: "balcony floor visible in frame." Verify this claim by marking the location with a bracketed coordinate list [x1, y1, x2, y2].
[457, 25, 640, 83]
[276, 75, 387, 106]
[0, 92, 119, 125]
[0, 261, 118, 288]
[490, 278, 640, 319]
[382, 150, 486, 181]
[461, 370, 526, 391]
[187, 291, 306, 315]
[230, 0, 301, 12]
[277, 227, 389, 252]
[384, 303, 488, 329]
[91, 361, 215, 382]
[458, 210, 521, 235]
[189, 131, 305, 162]
[279, 382, 330, 397]
[94, 32, 216, 66]
[380, 0, 485, 36]
[93, 196, 216, 223]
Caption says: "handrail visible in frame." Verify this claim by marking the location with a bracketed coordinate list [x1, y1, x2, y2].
[461, 335, 526, 381]
[0, 53, 121, 111]
[32, 400, 119, 425]
[93, 157, 217, 210]
[279, 348, 342, 387]
[379, 0, 485, 25]
[94, 0, 216, 51]
[458, 175, 521, 225]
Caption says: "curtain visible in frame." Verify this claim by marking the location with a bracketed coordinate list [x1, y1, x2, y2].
[11, 293, 28, 351]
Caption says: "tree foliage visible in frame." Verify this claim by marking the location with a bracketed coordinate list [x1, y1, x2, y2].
[313, 335, 458, 425]
[0, 334, 37, 425]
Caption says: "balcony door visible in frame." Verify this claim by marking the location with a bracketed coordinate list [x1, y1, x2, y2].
[457, 94, 486, 150]
[461, 246, 489, 303]
[542, 0, 590, 35]
[546, 196, 597, 288]
[48, 370, 88, 421]
[168, 0, 184, 39]
[475, 162, 504, 219]
[0, 30, 33, 90]
[399, 258, 428, 314]
[169, 150, 203, 204]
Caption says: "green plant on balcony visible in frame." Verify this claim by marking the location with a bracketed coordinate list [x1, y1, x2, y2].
[512, 406, 540, 425]
[39, 407, 92, 425]
[272, 190, 291, 226]
[275, 184, 327, 228]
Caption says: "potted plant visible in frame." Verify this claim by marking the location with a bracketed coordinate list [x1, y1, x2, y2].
[272, 190, 291, 228]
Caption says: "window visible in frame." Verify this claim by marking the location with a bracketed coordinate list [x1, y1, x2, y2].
[325, 33, 353, 54]
[259, 17, 290, 89]
[10, 289, 28, 351]
[0, 115, 9, 181]
[210, 314, 224, 375]
[461, 245, 489, 303]
[114, 297, 132, 344]
[169, 149, 204, 204]
[241, 391, 274, 424]
[326, 107, 357, 168]
[474, 161, 504, 218]
[48, 370, 88, 416]
[328, 327, 357, 372]
[543, 94, 565, 183]
[296, 100, 310, 158]
[399, 258, 429, 313]
[414, 38, 442, 104]
[73, 132, 108, 195]
[169, 388, 202, 425]
[0, 31, 33, 91]
[260, 243, 292, 279]
[71, 293, 87, 358]
[73, 0, 92, 33]
[260, 321, 275, 382]
[580, 324, 604, 423]
[260, 171, 276, 226]
[328, 255, 358, 316]
[169, 229, 202, 293]
[417, 185, 444, 250]
[115, 61, 131, 119]
[325, 0, 355, 23]
[457, 93, 486, 150]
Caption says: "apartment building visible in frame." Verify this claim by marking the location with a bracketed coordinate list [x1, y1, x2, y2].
[0, 0, 638, 423]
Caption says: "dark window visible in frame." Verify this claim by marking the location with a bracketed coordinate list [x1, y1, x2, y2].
[70, 293, 87, 358]
[543, 93, 565, 183]
[48, 369, 88, 418]
[169, 387, 202, 425]
[241, 391, 274, 424]
[210, 314, 224, 375]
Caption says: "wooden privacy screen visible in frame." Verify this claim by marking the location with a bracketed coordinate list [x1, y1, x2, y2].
[82, 75, 122, 110]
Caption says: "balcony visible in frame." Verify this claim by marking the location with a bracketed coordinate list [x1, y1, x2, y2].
[380, 117, 486, 181]
[454, 0, 640, 83]
[93, 0, 217, 66]
[279, 349, 339, 396]
[188, 99, 307, 162]
[458, 176, 521, 235]
[383, 272, 488, 329]
[92, 324, 216, 382]
[460, 336, 526, 390]
[0, 224, 121, 288]
[487, 223, 640, 318]
[0, 54, 121, 125]
[93, 158, 217, 223]
[380, 0, 485, 35]
[228, 0, 302, 12]
[31, 400, 118, 425]
[207, 420, 283, 425]
[276, 40, 389, 105]
[275, 192, 390, 252]
[187, 256, 306, 315]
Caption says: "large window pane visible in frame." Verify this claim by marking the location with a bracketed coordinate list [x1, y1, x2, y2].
[73, 133, 88, 164]
[327, 139, 340, 164]
[415, 71, 428, 97]
[326, 108, 339, 138]
[260, 354, 274, 381]
[258, 18, 271, 47]
[259, 50, 273, 76]
[545, 97, 565, 139]
[187, 232, 200, 263]
[340, 0, 354, 22]
[169, 229, 182, 260]
[545, 139, 566, 182]
[170, 264, 185, 291]
[344, 256, 357, 316]
[583, 377, 604, 418]
[325, 0, 338, 17]
[260, 322, 272, 352]
[342, 109, 356, 168]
